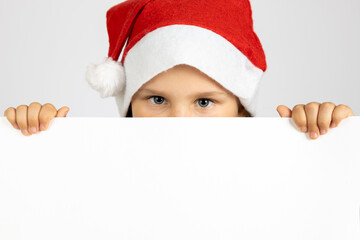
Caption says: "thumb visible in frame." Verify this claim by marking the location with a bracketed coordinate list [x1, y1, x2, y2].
[56, 107, 70, 117]
[276, 105, 292, 118]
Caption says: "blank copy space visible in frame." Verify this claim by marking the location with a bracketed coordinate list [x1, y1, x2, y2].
[0, 117, 360, 240]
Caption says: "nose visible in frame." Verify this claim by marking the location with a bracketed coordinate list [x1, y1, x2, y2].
[168, 105, 192, 117]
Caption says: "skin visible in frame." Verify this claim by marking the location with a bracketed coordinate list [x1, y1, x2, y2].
[3, 103, 69, 136]
[3, 64, 355, 139]
[131, 64, 246, 117]
[277, 103, 354, 139]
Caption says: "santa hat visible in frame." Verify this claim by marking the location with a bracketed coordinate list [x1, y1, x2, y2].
[86, 0, 267, 117]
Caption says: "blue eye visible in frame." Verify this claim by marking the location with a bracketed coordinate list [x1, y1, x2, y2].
[196, 98, 214, 108]
[148, 96, 215, 108]
[148, 96, 166, 105]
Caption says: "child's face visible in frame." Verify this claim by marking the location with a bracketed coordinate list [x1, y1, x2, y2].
[131, 64, 245, 117]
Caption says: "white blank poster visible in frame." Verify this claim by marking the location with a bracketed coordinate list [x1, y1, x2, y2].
[0, 116, 360, 240]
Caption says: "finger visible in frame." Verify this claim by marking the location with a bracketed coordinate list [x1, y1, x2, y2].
[276, 105, 292, 118]
[39, 103, 57, 131]
[304, 102, 321, 139]
[16, 105, 31, 136]
[27, 102, 42, 134]
[331, 104, 354, 128]
[4, 107, 20, 129]
[291, 104, 308, 133]
[56, 106, 70, 118]
[317, 102, 336, 135]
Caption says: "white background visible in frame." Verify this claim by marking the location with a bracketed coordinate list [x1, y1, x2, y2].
[0, 0, 359, 117]
[1, 117, 360, 239]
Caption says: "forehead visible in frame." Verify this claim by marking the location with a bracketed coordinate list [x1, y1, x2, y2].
[139, 64, 232, 95]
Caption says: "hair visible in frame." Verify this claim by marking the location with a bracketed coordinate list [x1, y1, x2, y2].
[125, 102, 253, 117]
[126, 103, 133, 117]
[239, 106, 253, 117]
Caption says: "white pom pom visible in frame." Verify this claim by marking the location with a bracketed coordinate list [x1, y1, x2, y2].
[85, 57, 126, 98]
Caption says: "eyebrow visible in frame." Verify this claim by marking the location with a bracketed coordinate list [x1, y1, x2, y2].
[138, 88, 228, 97]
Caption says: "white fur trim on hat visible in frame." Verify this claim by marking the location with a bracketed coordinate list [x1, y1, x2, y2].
[86, 57, 126, 98]
[115, 24, 264, 117]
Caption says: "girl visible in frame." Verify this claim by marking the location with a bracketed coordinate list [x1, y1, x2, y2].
[3, 0, 355, 139]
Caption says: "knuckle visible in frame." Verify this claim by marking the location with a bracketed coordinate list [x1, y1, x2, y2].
[4, 107, 15, 116]
[336, 104, 349, 111]
[16, 105, 28, 111]
[293, 104, 304, 111]
[305, 102, 320, 110]
[43, 103, 56, 110]
[29, 102, 42, 108]
[321, 102, 336, 109]
[28, 106, 41, 122]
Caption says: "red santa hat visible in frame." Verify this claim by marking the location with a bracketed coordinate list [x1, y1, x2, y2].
[86, 0, 267, 117]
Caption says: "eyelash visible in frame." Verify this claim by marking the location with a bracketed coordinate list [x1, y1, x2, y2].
[147, 96, 215, 109]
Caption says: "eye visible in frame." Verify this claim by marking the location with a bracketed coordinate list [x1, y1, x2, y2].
[148, 96, 166, 105]
[196, 98, 214, 108]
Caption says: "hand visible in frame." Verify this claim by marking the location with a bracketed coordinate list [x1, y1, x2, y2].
[3, 102, 70, 136]
[276, 102, 355, 140]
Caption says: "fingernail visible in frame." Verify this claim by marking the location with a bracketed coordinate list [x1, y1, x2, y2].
[320, 129, 326, 135]
[331, 122, 336, 128]
[40, 124, 45, 131]
[311, 132, 318, 138]
[30, 127, 37, 133]
[14, 123, 19, 129]
[301, 127, 307, 132]
[22, 129, 28, 135]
